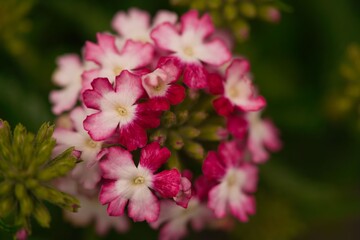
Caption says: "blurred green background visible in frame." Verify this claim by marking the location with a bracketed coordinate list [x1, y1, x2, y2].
[1, 0, 359, 239]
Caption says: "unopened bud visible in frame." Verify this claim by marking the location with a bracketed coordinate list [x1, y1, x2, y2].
[198, 125, 227, 141]
[233, 19, 249, 41]
[176, 110, 189, 125]
[259, 6, 281, 23]
[224, 3, 237, 21]
[239, 2, 257, 19]
[162, 111, 177, 128]
[179, 126, 200, 139]
[169, 131, 184, 150]
[150, 129, 167, 145]
[33, 203, 51, 228]
[184, 140, 204, 160]
[189, 111, 208, 125]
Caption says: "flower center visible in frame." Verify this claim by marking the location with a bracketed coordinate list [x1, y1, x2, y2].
[113, 66, 123, 76]
[153, 76, 164, 91]
[183, 46, 194, 57]
[133, 176, 145, 185]
[228, 87, 239, 98]
[86, 139, 97, 148]
[117, 106, 128, 116]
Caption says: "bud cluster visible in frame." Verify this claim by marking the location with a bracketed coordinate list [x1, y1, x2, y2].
[50, 8, 281, 239]
[0, 120, 79, 236]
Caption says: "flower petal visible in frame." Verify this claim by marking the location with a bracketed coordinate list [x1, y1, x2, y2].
[128, 187, 160, 222]
[139, 142, 171, 172]
[153, 169, 181, 198]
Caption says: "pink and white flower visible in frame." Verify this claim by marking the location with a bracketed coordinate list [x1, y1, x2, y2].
[83, 71, 163, 150]
[83, 33, 154, 91]
[112, 8, 177, 43]
[246, 111, 282, 163]
[99, 142, 181, 222]
[212, 59, 266, 116]
[202, 141, 258, 221]
[142, 57, 185, 107]
[50, 54, 93, 114]
[151, 10, 231, 89]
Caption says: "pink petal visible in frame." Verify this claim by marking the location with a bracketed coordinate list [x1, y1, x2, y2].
[128, 187, 160, 222]
[174, 177, 192, 208]
[213, 97, 234, 116]
[139, 142, 171, 172]
[99, 146, 134, 179]
[50, 86, 79, 114]
[119, 122, 147, 151]
[196, 39, 231, 66]
[180, 10, 214, 39]
[153, 169, 181, 198]
[151, 22, 181, 52]
[166, 84, 185, 105]
[85, 33, 118, 65]
[183, 63, 207, 89]
[112, 8, 150, 37]
[153, 10, 178, 27]
[99, 181, 119, 204]
[218, 141, 244, 167]
[207, 73, 224, 95]
[208, 184, 227, 218]
[115, 70, 144, 102]
[107, 196, 128, 216]
[241, 164, 258, 193]
[120, 40, 154, 69]
[202, 151, 225, 180]
[84, 111, 119, 141]
[263, 119, 282, 151]
[157, 57, 182, 83]
[228, 192, 256, 222]
[238, 96, 267, 112]
[52, 54, 82, 86]
[225, 59, 251, 80]
[82, 77, 113, 110]
[227, 114, 248, 140]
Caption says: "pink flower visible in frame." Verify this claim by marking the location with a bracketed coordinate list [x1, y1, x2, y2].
[82, 33, 154, 91]
[151, 198, 213, 240]
[82, 71, 163, 150]
[53, 106, 103, 189]
[173, 175, 192, 208]
[50, 54, 92, 114]
[202, 141, 258, 221]
[212, 59, 266, 116]
[112, 8, 177, 43]
[245, 111, 282, 163]
[142, 57, 185, 107]
[99, 142, 181, 222]
[151, 10, 231, 89]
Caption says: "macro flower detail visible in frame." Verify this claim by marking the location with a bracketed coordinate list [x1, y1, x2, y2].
[212, 59, 266, 116]
[83, 71, 162, 150]
[151, 10, 231, 89]
[99, 142, 181, 222]
[202, 141, 258, 221]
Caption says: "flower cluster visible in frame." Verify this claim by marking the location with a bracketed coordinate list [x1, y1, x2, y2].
[50, 8, 281, 239]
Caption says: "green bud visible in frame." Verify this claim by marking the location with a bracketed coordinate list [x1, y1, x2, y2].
[190, 0, 206, 10]
[233, 19, 249, 41]
[179, 126, 200, 139]
[0, 180, 13, 195]
[183, 140, 205, 160]
[0, 197, 14, 217]
[224, 3, 238, 21]
[37, 148, 76, 181]
[189, 111, 208, 125]
[208, 0, 221, 9]
[167, 150, 182, 169]
[168, 131, 184, 150]
[239, 2, 257, 19]
[0, 120, 12, 148]
[15, 183, 27, 200]
[176, 110, 189, 125]
[33, 202, 51, 228]
[162, 111, 177, 128]
[198, 125, 226, 141]
[150, 129, 167, 145]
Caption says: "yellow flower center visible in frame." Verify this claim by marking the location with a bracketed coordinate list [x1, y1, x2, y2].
[117, 106, 128, 116]
[133, 176, 145, 185]
[113, 66, 123, 76]
[86, 139, 97, 148]
[183, 46, 194, 57]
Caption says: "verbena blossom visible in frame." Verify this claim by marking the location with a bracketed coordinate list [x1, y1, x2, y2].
[50, 7, 282, 240]
[99, 143, 181, 222]
[151, 10, 231, 89]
